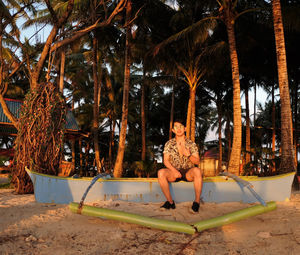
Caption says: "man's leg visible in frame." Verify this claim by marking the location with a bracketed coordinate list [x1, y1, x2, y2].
[186, 167, 203, 203]
[157, 168, 176, 203]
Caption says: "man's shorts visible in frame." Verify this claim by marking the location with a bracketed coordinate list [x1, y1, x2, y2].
[175, 168, 191, 182]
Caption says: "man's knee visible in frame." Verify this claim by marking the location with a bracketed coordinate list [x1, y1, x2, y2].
[157, 168, 167, 179]
[192, 167, 202, 179]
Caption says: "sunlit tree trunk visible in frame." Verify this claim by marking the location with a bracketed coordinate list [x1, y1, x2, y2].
[72, 140, 76, 170]
[114, 0, 132, 177]
[272, 0, 295, 172]
[186, 98, 191, 139]
[59, 49, 65, 93]
[0, 32, 18, 126]
[105, 74, 116, 171]
[169, 85, 175, 140]
[30, 0, 74, 89]
[91, 1, 102, 173]
[190, 88, 196, 142]
[225, 10, 242, 175]
[141, 68, 146, 161]
[92, 35, 102, 173]
[59, 26, 65, 93]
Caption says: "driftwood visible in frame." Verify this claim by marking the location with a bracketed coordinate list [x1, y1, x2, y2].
[12, 82, 66, 194]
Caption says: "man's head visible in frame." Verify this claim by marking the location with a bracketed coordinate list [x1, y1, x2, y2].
[172, 118, 186, 136]
[173, 118, 185, 127]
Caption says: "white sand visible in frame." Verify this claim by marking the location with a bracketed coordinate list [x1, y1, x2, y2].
[1, 189, 300, 255]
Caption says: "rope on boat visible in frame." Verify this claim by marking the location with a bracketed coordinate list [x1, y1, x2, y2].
[219, 171, 267, 206]
[77, 172, 111, 213]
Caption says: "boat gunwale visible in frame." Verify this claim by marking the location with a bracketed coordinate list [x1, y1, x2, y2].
[25, 167, 295, 183]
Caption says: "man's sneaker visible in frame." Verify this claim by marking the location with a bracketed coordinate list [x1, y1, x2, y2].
[160, 201, 175, 210]
[191, 201, 200, 213]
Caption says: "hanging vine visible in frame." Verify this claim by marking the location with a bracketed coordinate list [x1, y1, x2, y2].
[12, 82, 66, 194]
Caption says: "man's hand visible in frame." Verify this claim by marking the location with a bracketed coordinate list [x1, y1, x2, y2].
[178, 142, 191, 157]
[172, 169, 182, 179]
[164, 154, 182, 178]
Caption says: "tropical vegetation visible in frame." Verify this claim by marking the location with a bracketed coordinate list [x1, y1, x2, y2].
[0, 0, 299, 193]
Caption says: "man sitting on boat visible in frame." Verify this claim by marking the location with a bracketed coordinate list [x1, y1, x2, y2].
[157, 119, 203, 213]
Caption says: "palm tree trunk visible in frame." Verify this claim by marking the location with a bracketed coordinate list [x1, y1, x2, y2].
[79, 139, 83, 175]
[186, 98, 191, 139]
[294, 83, 298, 167]
[141, 68, 146, 161]
[0, 35, 18, 127]
[271, 83, 276, 172]
[59, 49, 65, 93]
[226, 15, 242, 175]
[109, 118, 116, 171]
[72, 140, 76, 171]
[217, 96, 222, 175]
[114, 0, 132, 177]
[272, 0, 295, 172]
[92, 35, 102, 173]
[31, 0, 74, 89]
[190, 88, 196, 142]
[226, 111, 231, 165]
[169, 85, 175, 140]
[245, 84, 251, 166]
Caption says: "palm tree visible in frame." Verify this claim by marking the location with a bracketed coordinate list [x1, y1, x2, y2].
[90, 0, 103, 173]
[114, 0, 132, 178]
[153, 1, 216, 142]
[154, 0, 261, 174]
[272, 0, 295, 172]
[217, 1, 243, 175]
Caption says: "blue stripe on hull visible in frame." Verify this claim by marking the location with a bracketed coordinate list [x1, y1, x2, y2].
[27, 168, 295, 204]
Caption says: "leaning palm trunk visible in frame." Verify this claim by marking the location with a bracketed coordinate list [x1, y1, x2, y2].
[226, 16, 242, 176]
[272, 0, 295, 172]
[114, 0, 132, 177]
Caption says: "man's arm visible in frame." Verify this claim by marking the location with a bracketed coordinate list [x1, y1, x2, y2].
[188, 153, 200, 165]
[179, 143, 200, 165]
[163, 153, 182, 178]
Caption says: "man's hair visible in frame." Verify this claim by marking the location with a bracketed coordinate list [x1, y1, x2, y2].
[173, 118, 185, 127]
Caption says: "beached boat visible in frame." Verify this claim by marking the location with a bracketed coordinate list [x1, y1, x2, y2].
[25, 168, 295, 205]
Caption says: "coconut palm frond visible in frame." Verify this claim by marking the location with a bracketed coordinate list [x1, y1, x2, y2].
[153, 16, 218, 56]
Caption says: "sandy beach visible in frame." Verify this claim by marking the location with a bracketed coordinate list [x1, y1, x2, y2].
[1, 188, 300, 255]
